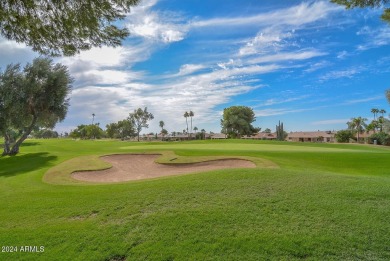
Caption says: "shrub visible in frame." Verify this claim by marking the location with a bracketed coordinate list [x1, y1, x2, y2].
[369, 132, 390, 146]
[335, 130, 355, 143]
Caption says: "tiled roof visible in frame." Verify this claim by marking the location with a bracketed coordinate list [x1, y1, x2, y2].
[287, 131, 335, 138]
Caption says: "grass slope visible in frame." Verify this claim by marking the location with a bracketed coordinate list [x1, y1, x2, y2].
[1, 139, 390, 260]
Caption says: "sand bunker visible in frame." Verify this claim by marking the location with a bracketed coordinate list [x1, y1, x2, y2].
[72, 154, 256, 183]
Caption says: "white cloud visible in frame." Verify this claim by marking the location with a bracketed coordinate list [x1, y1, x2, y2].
[343, 95, 383, 105]
[311, 119, 349, 125]
[238, 29, 293, 56]
[304, 60, 332, 73]
[177, 64, 206, 76]
[192, 1, 339, 28]
[356, 26, 390, 50]
[255, 104, 329, 117]
[256, 95, 311, 107]
[336, 50, 348, 59]
[319, 68, 361, 81]
[247, 50, 327, 65]
[126, 0, 188, 43]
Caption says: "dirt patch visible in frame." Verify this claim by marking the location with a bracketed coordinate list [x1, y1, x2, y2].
[71, 154, 256, 183]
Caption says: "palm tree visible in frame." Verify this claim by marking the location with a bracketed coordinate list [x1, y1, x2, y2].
[193, 126, 198, 139]
[367, 120, 378, 134]
[189, 111, 194, 138]
[371, 108, 379, 120]
[351, 117, 367, 142]
[184, 111, 189, 136]
[92, 113, 95, 125]
[378, 116, 385, 132]
[159, 120, 165, 140]
[380, 109, 386, 118]
[201, 129, 206, 140]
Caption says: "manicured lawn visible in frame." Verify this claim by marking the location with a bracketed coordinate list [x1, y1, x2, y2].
[1, 139, 390, 260]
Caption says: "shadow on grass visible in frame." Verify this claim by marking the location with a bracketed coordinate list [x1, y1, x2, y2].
[0, 152, 57, 178]
[0, 141, 41, 148]
[20, 142, 41, 147]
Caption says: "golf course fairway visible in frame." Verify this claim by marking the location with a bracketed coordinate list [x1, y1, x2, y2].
[1, 139, 390, 260]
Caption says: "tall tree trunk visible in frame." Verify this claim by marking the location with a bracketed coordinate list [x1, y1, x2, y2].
[356, 125, 360, 143]
[190, 117, 193, 139]
[185, 118, 188, 137]
[7, 115, 37, 156]
[2, 132, 11, 156]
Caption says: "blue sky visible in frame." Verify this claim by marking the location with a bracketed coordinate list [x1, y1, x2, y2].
[1, 0, 390, 134]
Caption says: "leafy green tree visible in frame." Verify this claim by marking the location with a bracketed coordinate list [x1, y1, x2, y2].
[161, 128, 168, 140]
[276, 121, 285, 141]
[105, 123, 119, 139]
[382, 117, 390, 132]
[0, 0, 140, 56]
[128, 107, 154, 141]
[105, 120, 134, 139]
[369, 132, 390, 145]
[85, 124, 105, 139]
[331, 0, 390, 23]
[378, 116, 386, 132]
[0, 58, 72, 155]
[69, 124, 105, 139]
[117, 120, 134, 140]
[335, 130, 355, 143]
[220, 106, 260, 138]
[32, 128, 59, 139]
[69, 125, 86, 139]
[366, 120, 379, 133]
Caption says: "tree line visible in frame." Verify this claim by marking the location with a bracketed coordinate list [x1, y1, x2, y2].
[69, 107, 154, 141]
[335, 106, 390, 145]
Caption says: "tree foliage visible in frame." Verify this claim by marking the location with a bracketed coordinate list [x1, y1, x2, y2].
[105, 119, 134, 140]
[0, 57, 72, 155]
[276, 121, 286, 141]
[331, 0, 390, 23]
[335, 129, 355, 142]
[386, 89, 390, 104]
[369, 132, 390, 145]
[0, 0, 140, 56]
[128, 107, 154, 141]
[221, 106, 260, 138]
[32, 128, 59, 139]
[347, 117, 367, 141]
[69, 124, 105, 139]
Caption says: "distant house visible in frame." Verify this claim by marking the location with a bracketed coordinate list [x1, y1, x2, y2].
[210, 133, 227, 139]
[241, 132, 277, 140]
[287, 131, 336, 143]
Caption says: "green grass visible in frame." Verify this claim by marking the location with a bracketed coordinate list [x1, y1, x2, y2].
[1, 139, 390, 260]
